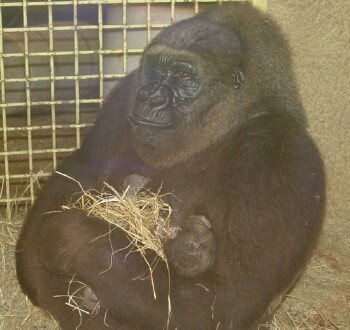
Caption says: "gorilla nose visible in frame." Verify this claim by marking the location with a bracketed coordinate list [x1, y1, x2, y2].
[149, 85, 172, 108]
[150, 94, 167, 106]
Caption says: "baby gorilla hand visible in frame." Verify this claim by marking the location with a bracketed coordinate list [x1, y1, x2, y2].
[164, 215, 216, 278]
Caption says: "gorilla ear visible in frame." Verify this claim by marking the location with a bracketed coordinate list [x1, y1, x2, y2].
[233, 69, 245, 92]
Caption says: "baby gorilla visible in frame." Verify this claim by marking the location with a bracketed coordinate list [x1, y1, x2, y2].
[165, 215, 216, 277]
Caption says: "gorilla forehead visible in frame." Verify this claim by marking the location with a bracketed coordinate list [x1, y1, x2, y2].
[150, 17, 243, 56]
[143, 44, 202, 69]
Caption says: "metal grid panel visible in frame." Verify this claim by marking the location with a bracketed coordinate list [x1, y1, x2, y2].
[0, 0, 267, 218]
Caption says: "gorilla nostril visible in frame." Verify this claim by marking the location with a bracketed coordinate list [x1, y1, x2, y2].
[150, 95, 167, 106]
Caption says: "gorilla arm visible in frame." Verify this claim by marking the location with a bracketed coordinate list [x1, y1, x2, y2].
[208, 113, 325, 328]
[36, 208, 170, 324]
[35, 204, 216, 329]
[17, 159, 172, 328]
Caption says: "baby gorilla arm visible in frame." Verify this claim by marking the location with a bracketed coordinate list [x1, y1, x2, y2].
[165, 215, 216, 277]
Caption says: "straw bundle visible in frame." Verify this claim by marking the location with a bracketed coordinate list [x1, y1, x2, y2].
[58, 172, 174, 301]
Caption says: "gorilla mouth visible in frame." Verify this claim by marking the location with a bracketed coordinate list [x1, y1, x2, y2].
[129, 113, 174, 128]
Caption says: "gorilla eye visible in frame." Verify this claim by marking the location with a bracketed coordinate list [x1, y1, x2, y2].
[175, 71, 191, 79]
[173, 62, 195, 81]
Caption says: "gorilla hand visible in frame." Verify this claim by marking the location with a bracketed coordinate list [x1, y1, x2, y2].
[164, 215, 216, 277]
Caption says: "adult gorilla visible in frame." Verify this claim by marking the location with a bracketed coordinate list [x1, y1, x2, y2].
[16, 3, 325, 329]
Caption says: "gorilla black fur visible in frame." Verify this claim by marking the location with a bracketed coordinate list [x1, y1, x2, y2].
[16, 3, 325, 329]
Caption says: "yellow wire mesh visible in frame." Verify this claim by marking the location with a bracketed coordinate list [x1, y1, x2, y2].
[0, 0, 267, 218]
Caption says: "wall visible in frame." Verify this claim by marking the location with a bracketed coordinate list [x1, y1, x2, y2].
[268, 0, 350, 217]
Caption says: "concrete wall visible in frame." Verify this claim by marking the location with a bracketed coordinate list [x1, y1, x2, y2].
[268, 0, 350, 216]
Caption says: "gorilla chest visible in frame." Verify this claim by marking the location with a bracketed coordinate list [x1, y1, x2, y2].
[106, 149, 230, 226]
[149, 162, 225, 217]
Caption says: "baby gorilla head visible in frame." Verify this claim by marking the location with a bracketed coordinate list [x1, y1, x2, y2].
[164, 215, 216, 278]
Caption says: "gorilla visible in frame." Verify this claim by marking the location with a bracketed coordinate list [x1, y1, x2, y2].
[16, 3, 325, 329]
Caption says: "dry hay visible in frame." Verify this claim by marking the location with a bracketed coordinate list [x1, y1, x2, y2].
[59, 172, 173, 265]
[58, 172, 174, 303]
[1, 200, 349, 329]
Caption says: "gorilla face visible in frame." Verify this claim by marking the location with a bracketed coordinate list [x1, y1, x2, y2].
[129, 44, 245, 161]
[128, 17, 246, 133]
[130, 46, 203, 129]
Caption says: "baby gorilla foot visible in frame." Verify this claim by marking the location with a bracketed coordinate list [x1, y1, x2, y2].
[164, 215, 216, 278]
[83, 286, 99, 311]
